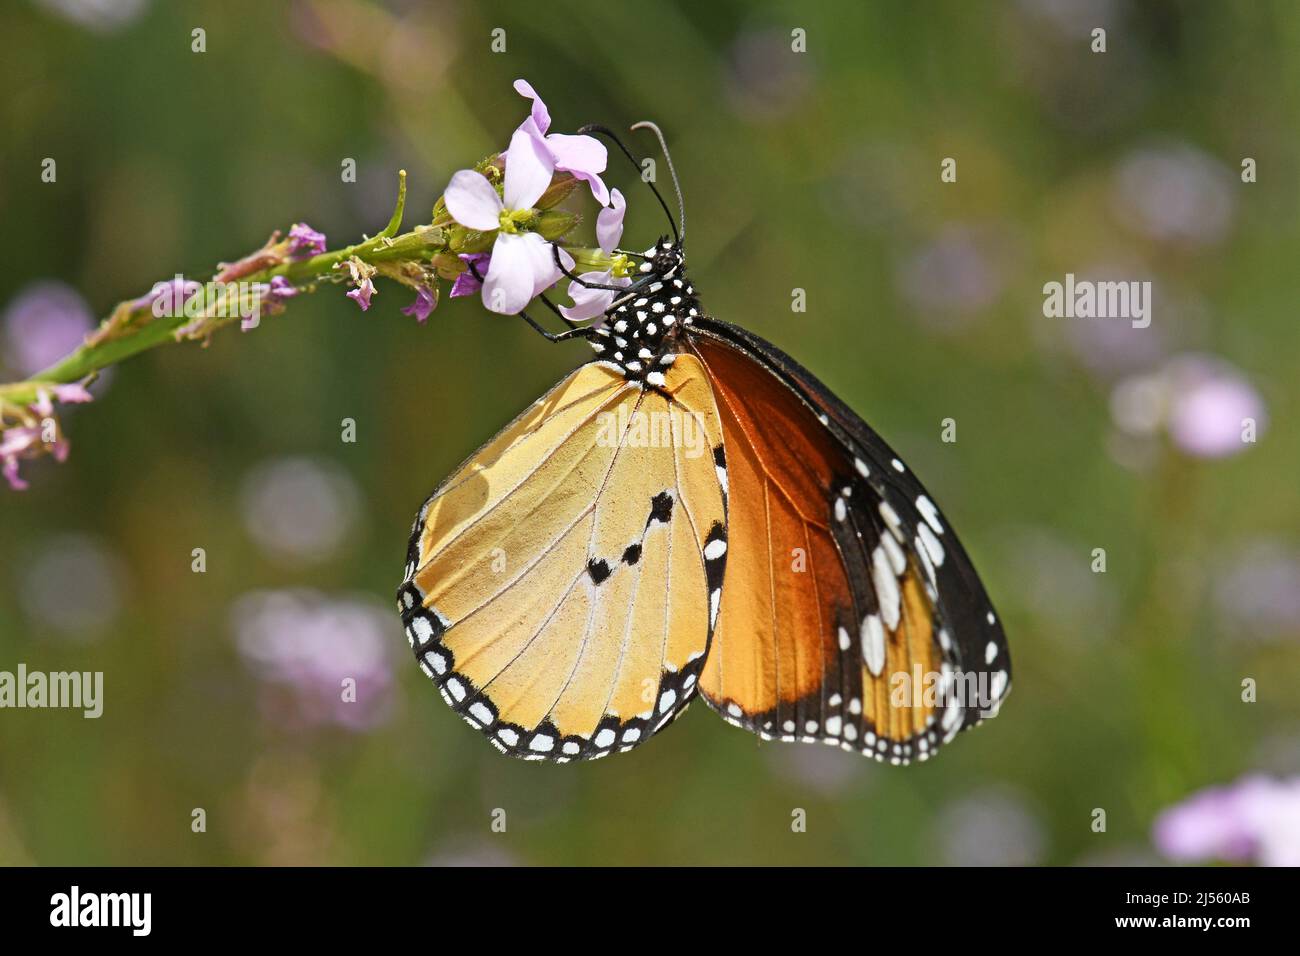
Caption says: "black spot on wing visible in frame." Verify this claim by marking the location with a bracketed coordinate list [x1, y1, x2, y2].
[587, 558, 612, 585]
[648, 491, 674, 525]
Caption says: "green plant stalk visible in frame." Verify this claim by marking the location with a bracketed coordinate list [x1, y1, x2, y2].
[0, 166, 607, 411]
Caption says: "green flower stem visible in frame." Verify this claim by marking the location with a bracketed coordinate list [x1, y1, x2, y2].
[0, 166, 605, 411]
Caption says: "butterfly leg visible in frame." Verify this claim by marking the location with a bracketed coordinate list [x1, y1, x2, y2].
[535, 292, 582, 329]
[518, 309, 595, 343]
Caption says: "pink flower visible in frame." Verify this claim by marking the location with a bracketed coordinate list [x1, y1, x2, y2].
[240, 276, 298, 331]
[1110, 354, 1266, 459]
[346, 277, 376, 311]
[450, 254, 490, 298]
[1, 383, 92, 490]
[401, 286, 437, 323]
[1168, 365, 1265, 458]
[561, 188, 631, 323]
[444, 127, 567, 315]
[513, 79, 609, 205]
[3, 455, 27, 491]
[287, 223, 327, 258]
[1154, 775, 1300, 867]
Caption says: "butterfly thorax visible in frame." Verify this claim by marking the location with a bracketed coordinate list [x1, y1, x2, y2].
[588, 238, 700, 387]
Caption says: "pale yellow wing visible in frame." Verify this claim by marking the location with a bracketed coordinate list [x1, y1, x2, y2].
[397, 356, 727, 761]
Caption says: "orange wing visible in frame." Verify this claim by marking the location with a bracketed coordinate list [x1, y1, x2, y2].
[398, 357, 728, 761]
[689, 329, 1001, 764]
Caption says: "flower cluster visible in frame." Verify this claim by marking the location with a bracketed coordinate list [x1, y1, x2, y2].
[0, 383, 93, 490]
[443, 79, 618, 315]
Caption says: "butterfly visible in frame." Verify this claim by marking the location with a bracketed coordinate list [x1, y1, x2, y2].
[397, 123, 1010, 764]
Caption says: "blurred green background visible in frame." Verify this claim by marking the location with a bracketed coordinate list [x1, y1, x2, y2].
[1, 0, 1298, 865]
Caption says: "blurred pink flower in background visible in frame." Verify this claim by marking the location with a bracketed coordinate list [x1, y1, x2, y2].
[934, 786, 1046, 866]
[35, 0, 147, 32]
[765, 741, 871, 796]
[1154, 775, 1300, 867]
[1110, 353, 1265, 459]
[239, 457, 361, 565]
[896, 224, 1013, 330]
[425, 841, 521, 867]
[1000, 527, 1117, 640]
[1113, 143, 1236, 247]
[1018, 0, 1119, 36]
[725, 27, 816, 120]
[1051, 264, 1171, 379]
[18, 534, 127, 641]
[2, 282, 95, 378]
[232, 590, 397, 731]
[1213, 539, 1300, 641]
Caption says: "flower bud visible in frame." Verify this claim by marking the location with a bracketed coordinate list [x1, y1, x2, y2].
[535, 173, 579, 210]
[535, 210, 579, 241]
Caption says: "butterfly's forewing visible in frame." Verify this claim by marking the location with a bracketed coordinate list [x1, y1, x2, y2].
[688, 319, 1010, 764]
[398, 357, 727, 761]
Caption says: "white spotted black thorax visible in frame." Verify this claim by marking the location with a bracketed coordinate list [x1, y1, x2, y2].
[588, 239, 701, 388]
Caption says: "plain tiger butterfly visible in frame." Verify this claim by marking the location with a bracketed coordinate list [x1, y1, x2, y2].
[397, 122, 1011, 764]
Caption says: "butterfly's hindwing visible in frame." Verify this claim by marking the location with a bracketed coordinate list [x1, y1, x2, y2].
[688, 320, 1009, 764]
[399, 356, 728, 761]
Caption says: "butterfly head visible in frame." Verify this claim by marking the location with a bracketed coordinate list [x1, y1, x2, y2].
[649, 237, 685, 277]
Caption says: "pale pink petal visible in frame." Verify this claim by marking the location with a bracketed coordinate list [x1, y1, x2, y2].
[444, 170, 502, 231]
[560, 271, 630, 323]
[481, 233, 537, 314]
[52, 383, 93, 404]
[513, 79, 551, 136]
[597, 188, 627, 253]
[502, 127, 555, 211]
[0, 426, 40, 458]
[3, 456, 27, 491]
[518, 232, 566, 298]
[545, 133, 610, 206]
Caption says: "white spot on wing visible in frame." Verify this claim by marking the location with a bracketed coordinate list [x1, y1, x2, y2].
[410, 615, 433, 643]
[861, 614, 886, 677]
[871, 546, 901, 630]
[916, 495, 944, 535]
[918, 524, 946, 567]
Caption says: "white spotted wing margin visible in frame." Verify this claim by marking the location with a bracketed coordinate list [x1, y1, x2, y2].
[398, 357, 729, 762]
[690, 317, 1011, 759]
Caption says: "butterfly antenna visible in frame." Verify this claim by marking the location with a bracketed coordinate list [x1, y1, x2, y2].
[577, 123, 680, 245]
[630, 120, 685, 246]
